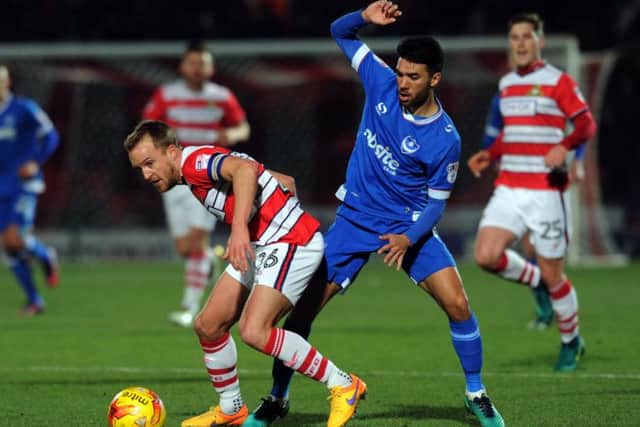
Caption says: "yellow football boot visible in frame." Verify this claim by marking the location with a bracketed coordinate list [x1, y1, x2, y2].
[181, 404, 248, 427]
[327, 374, 367, 427]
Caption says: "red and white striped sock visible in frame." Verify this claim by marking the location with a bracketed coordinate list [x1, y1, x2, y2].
[549, 279, 579, 343]
[492, 249, 541, 288]
[182, 251, 211, 314]
[263, 328, 352, 389]
[200, 333, 244, 415]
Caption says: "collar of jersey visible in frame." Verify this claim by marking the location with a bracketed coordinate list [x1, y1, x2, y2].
[516, 60, 546, 76]
[0, 92, 13, 115]
[401, 97, 443, 125]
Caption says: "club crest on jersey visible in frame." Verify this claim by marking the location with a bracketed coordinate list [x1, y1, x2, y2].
[375, 102, 388, 115]
[528, 85, 542, 96]
[195, 154, 211, 171]
[400, 136, 420, 154]
[446, 162, 459, 184]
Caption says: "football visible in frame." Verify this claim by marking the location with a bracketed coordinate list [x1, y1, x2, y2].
[107, 386, 166, 427]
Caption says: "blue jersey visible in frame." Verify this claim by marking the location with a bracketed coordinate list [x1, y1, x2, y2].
[332, 13, 461, 223]
[0, 93, 59, 197]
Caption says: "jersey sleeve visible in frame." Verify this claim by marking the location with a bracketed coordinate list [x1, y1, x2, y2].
[555, 73, 590, 119]
[142, 88, 167, 120]
[220, 90, 247, 127]
[22, 99, 59, 164]
[426, 139, 461, 200]
[23, 99, 54, 137]
[482, 92, 503, 149]
[182, 147, 229, 186]
[330, 10, 395, 95]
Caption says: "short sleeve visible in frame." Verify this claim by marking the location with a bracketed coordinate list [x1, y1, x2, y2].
[142, 88, 167, 120]
[182, 147, 228, 186]
[555, 73, 589, 119]
[221, 91, 247, 127]
[427, 141, 461, 200]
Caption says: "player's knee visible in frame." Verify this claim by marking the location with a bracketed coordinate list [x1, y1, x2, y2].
[193, 314, 226, 342]
[444, 296, 471, 322]
[175, 244, 191, 258]
[2, 234, 24, 254]
[473, 245, 500, 271]
[238, 317, 268, 351]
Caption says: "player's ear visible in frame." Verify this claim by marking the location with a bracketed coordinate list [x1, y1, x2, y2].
[166, 144, 180, 162]
[429, 72, 442, 89]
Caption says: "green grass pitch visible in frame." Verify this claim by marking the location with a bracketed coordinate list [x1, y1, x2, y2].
[1, 259, 640, 426]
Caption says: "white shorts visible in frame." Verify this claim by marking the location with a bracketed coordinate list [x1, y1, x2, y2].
[225, 232, 324, 305]
[162, 185, 217, 238]
[478, 185, 572, 259]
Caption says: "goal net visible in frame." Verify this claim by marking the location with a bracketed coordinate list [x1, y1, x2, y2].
[0, 37, 624, 263]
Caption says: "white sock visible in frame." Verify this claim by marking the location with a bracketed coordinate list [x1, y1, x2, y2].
[549, 279, 579, 343]
[200, 333, 244, 414]
[494, 249, 541, 288]
[182, 251, 211, 314]
[263, 328, 352, 389]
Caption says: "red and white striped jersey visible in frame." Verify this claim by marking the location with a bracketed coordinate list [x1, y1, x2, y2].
[496, 61, 589, 190]
[143, 80, 246, 147]
[181, 146, 320, 246]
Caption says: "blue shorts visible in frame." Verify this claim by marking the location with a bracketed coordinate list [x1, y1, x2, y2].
[0, 191, 38, 234]
[324, 204, 456, 290]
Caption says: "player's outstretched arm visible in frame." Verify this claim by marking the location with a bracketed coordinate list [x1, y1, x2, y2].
[361, 0, 402, 26]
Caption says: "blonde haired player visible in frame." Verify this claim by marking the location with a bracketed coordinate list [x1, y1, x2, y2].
[125, 120, 366, 427]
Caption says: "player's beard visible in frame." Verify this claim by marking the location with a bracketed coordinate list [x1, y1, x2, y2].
[401, 86, 431, 114]
[157, 163, 181, 192]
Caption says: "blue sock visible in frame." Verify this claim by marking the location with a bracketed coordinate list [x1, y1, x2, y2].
[25, 234, 52, 270]
[270, 321, 312, 399]
[450, 313, 484, 393]
[8, 252, 42, 306]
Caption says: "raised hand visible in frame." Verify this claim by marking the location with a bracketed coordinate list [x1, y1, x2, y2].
[362, 0, 402, 25]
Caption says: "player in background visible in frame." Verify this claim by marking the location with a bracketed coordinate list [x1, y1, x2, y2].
[125, 120, 366, 427]
[481, 91, 586, 330]
[467, 13, 597, 371]
[0, 64, 60, 316]
[143, 40, 250, 327]
[244, 2, 504, 427]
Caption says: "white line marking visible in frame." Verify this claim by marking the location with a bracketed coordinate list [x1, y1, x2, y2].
[3, 366, 640, 380]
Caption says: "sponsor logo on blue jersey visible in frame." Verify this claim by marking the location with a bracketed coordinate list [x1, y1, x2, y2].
[364, 128, 399, 175]
[375, 102, 388, 116]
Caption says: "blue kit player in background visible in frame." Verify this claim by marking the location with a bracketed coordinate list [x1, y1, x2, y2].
[243, 2, 505, 427]
[0, 64, 60, 316]
[481, 92, 586, 330]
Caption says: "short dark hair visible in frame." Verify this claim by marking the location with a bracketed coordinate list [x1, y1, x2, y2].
[508, 13, 544, 36]
[123, 120, 180, 152]
[396, 36, 444, 74]
[184, 39, 211, 57]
